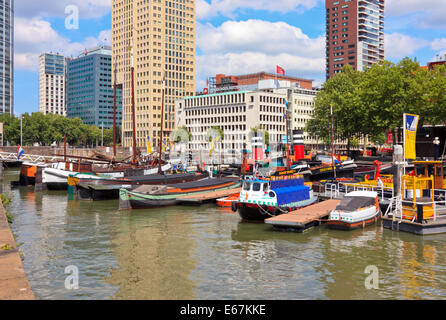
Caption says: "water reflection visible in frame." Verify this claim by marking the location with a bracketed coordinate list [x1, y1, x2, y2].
[106, 208, 197, 300]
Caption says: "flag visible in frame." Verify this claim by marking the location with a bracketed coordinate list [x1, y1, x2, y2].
[285, 100, 289, 109]
[17, 145, 25, 160]
[276, 65, 285, 75]
[146, 136, 151, 154]
[404, 113, 419, 160]
[209, 138, 215, 156]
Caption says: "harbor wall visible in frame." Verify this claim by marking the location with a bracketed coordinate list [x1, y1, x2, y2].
[0, 201, 34, 300]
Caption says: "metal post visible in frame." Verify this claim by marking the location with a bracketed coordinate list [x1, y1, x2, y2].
[101, 122, 104, 147]
[130, 40, 137, 166]
[20, 116, 23, 146]
[159, 77, 165, 174]
[113, 61, 118, 158]
[330, 105, 336, 179]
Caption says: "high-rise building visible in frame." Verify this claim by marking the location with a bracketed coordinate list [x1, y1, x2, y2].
[112, 0, 196, 148]
[0, 0, 13, 115]
[66, 46, 122, 129]
[325, 0, 385, 79]
[39, 53, 67, 116]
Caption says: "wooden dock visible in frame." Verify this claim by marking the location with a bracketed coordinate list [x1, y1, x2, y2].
[265, 199, 341, 232]
[178, 188, 241, 205]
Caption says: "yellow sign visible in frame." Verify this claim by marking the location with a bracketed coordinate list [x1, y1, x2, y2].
[404, 113, 419, 160]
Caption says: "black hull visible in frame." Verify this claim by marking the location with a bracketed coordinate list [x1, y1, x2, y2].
[126, 198, 179, 210]
[78, 186, 120, 201]
[17, 175, 35, 186]
[238, 204, 276, 222]
[309, 167, 355, 182]
[46, 182, 68, 191]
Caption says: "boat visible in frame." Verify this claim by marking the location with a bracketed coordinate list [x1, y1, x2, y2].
[216, 193, 240, 207]
[327, 191, 381, 230]
[233, 174, 318, 222]
[69, 170, 209, 201]
[119, 177, 241, 210]
[12, 162, 47, 186]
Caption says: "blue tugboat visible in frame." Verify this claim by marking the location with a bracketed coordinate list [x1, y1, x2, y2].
[232, 172, 318, 222]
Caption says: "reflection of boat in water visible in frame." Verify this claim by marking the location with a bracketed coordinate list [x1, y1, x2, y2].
[328, 191, 381, 230]
[234, 174, 317, 222]
[119, 178, 241, 210]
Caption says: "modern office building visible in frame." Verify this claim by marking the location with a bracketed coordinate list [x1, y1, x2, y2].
[325, 0, 385, 79]
[176, 90, 287, 152]
[39, 53, 67, 116]
[112, 0, 196, 148]
[0, 0, 13, 115]
[208, 72, 314, 94]
[66, 46, 122, 129]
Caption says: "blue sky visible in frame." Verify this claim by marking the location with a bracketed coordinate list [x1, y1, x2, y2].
[14, 0, 446, 116]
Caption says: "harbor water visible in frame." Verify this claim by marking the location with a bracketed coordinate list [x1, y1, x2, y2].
[2, 168, 446, 300]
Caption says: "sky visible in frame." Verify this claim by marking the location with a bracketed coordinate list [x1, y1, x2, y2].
[13, 0, 446, 116]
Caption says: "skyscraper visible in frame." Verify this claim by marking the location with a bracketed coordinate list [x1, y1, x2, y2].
[66, 46, 122, 129]
[39, 53, 67, 116]
[112, 0, 196, 148]
[325, 0, 385, 79]
[0, 0, 13, 115]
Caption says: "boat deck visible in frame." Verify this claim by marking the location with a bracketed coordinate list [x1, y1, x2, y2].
[265, 199, 341, 232]
[178, 188, 242, 205]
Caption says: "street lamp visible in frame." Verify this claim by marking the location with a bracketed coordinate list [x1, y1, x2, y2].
[20, 115, 23, 147]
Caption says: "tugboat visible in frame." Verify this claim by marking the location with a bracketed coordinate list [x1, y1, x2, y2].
[327, 191, 381, 230]
[232, 172, 318, 222]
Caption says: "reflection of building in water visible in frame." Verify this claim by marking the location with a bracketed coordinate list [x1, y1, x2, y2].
[106, 212, 197, 299]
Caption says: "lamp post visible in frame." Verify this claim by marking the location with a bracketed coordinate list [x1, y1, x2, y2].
[20, 115, 23, 147]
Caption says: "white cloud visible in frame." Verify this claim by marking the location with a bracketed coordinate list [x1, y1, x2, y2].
[384, 33, 429, 60]
[15, 17, 110, 71]
[196, 0, 321, 19]
[196, 19, 325, 89]
[15, 0, 111, 19]
[386, 0, 446, 29]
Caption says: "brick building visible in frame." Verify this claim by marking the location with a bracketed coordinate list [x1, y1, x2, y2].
[326, 0, 385, 79]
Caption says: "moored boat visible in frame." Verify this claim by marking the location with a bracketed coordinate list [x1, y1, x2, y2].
[327, 191, 380, 230]
[216, 193, 240, 207]
[233, 174, 318, 222]
[119, 177, 241, 210]
[70, 170, 208, 201]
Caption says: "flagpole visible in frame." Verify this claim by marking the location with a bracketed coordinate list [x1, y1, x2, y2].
[331, 104, 336, 179]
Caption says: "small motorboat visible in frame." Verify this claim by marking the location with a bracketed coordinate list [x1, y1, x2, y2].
[216, 193, 240, 207]
[327, 191, 381, 230]
[233, 174, 318, 222]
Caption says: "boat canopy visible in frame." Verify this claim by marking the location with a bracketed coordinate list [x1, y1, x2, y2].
[335, 196, 376, 212]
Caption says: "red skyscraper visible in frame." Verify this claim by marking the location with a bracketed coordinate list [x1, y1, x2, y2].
[325, 0, 385, 80]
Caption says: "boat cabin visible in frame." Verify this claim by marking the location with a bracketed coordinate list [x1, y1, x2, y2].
[402, 175, 435, 220]
[413, 161, 446, 190]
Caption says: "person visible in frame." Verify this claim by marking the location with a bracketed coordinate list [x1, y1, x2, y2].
[433, 137, 440, 160]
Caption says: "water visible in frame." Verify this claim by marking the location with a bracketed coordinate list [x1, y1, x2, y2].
[2, 168, 446, 300]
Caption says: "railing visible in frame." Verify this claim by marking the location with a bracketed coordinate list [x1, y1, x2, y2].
[383, 194, 446, 222]
[0, 152, 64, 163]
[324, 182, 394, 201]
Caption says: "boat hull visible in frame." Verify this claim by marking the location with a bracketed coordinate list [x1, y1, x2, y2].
[236, 197, 318, 222]
[328, 212, 381, 230]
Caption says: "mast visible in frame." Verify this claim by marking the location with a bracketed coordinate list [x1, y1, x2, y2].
[331, 104, 337, 179]
[130, 39, 137, 166]
[113, 60, 118, 159]
[159, 77, 165, 174]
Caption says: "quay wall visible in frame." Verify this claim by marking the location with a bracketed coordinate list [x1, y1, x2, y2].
[0, 200, 34, 300]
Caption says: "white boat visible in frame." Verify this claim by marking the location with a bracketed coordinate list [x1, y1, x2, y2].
[328, 191, 381, 230]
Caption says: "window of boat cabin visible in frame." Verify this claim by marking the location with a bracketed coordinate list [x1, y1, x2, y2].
[253, 183, 261, 192]
[243, 182, 251, 191]
[263, 183, 269, 192]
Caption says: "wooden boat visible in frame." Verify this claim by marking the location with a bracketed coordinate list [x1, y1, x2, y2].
[327, 191, 380, 230]
[216, 193, 240, 207]
[70, 170, 209, 201]
[119, 177, 241, 210]
[233, 174, 318, 222]
[14, 162, 47, 186]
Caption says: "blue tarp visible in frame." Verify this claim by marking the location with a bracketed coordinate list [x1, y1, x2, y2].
[274, 185, 310, 206]
[270, 178, 304, 189]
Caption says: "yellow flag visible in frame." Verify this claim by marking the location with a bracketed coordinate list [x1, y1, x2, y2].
[209, 139, 215, 157]
[404, 113, 419, 160]
[147, 142, 151, 154]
